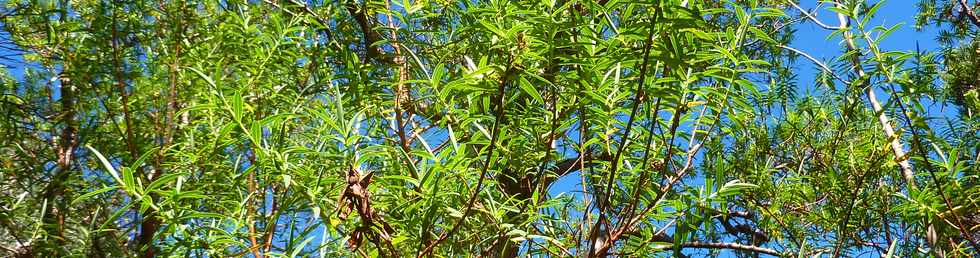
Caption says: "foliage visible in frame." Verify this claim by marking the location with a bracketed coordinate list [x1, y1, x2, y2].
[0, 0, 977, 257]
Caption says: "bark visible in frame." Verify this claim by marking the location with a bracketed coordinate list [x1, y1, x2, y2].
[833, 6, 949, 257]
[37, 69, 77, 257]
[346, 1, 384, 63]
[834, 8, 915, 189]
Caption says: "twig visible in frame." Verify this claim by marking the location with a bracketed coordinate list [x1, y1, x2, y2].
[385, 0, 417, 182]
[417, 56, 515, 258]
[679, 241, 782, 256]
[588, 8, 660, 257]
[787, 1, 842, 30]
[831, 3, 978, 256]
[834, 8, 915, 188]
[261, 0, 335, 43]
[777, 45, 850, 85]
[958, 0, 980, 27]
[885, 51, 980, 253]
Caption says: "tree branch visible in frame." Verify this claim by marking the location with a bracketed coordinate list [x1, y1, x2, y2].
[787, 1, 842, 30]
[958, 0, 980, 27]
[590, 8, 660, 256]
[261, 0, 335, 42]
[834, 6, 915, 188]
[345, 1, 385, 63]
[679, 241, 782, 256]
[777, 45, 850, 85]
[416, 55, 515, 258]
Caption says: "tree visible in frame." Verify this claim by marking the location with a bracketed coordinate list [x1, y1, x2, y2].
[0, 0, 977, 257]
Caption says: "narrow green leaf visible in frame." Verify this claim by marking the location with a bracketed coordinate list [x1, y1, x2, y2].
[518, 76, 545, 104]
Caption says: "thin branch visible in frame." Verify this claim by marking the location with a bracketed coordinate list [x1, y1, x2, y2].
[831, 150, 884, 258]
[416, 56, 515, 258]
[958, 0, 980, 27]
[831, 3, 978, 256]
[612, 88, 725, 251]
[588, 8, 660, 257]
[885, 52, 980, 253]
[385, 0, 417, 182]
[777, 45, 850, 85]
[260, 0, 298, 16]
[834, 8, 916, 188]
[787, 1, 842, 30]
[679, 241, 782, 256]
[262, 0, 335, 43]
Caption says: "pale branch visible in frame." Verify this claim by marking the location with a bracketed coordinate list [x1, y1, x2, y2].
[833, 5, 951, 257]
[787, 1, 842, 30]
[834, 9, 915, 188]
[626, 228, 781, 257]
[777, 45, 850, 85]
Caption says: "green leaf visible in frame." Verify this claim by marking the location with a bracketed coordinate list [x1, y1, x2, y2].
[186, 66, 218, 89]
[446, 207, 464, 218]
[289, 236, 316, 258]
[714, 180, 758, 198]
[883, 240, 897, 258]
[72, 186, 121, 205]
[87, 145, 124, 188]
[518, 76, 545, 104]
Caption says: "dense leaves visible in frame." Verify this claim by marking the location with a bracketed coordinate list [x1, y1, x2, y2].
[0, 0, 977, 257]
